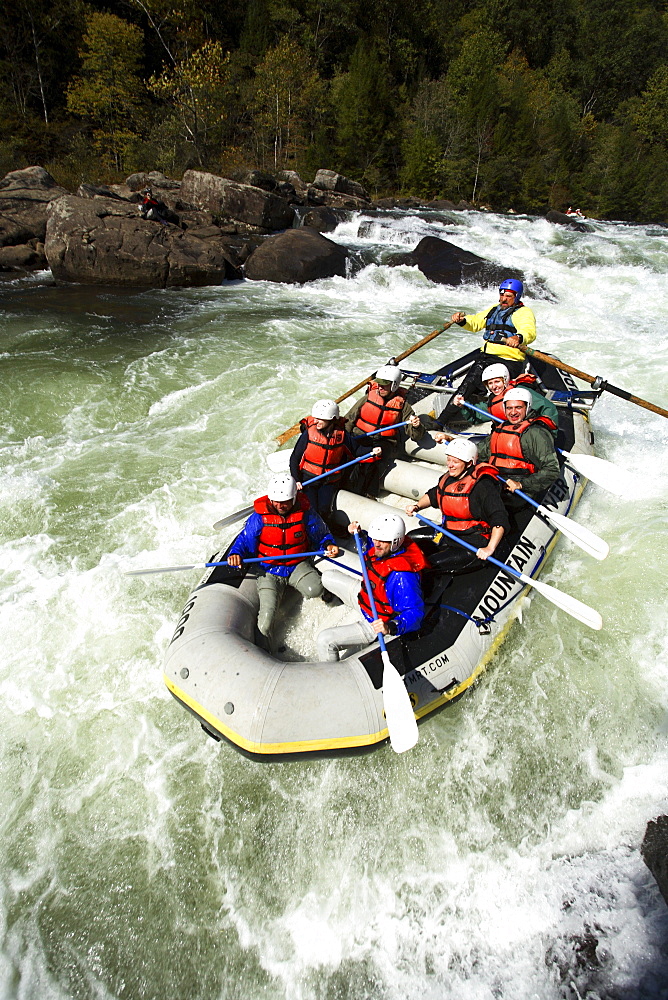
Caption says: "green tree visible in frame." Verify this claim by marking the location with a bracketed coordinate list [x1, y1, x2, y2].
[251, 36, 325, 169]
[66, 12, 144, 171]
[149, 40, 231, 166]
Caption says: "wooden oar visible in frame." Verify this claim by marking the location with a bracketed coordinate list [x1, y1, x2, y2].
[275, 322, 453, 445]
[353, 530, 418, 753]
[415, 514, 603, 630]
[522, 345, 668, 420]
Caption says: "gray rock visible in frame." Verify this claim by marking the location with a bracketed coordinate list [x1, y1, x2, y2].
[77, 183, 124, 200]
[642, 815, 668, 906]
[386, 235, 525, 288]
[277, 170, 307, 191]
[180, 170, 294, 230]
[45, 195, 241, 288]
[312, 169, 370, 201]
[125, 171, 180, 193]
[0, 166, 69, 243]
[301, 207, 342, 233]
[244, 228, 349, 283]
[241, 169, 277, 191]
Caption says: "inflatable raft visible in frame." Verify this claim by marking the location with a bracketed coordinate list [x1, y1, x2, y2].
[163, 350, 600, 758]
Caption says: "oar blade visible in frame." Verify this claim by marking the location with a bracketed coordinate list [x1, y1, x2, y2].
[125, 564, 201, 576]
[213, 505, 254, 530]
[539, 508, 609, 561]
[519, 573, 603, 630]
[561, 450, 634, 498]
[381, 651, 418, 753]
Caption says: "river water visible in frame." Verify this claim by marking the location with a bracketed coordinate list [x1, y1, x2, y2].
[1, 209, 667, 999]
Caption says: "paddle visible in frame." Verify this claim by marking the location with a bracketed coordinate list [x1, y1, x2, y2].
[353, 529, 419, 753]
[275, 322, 453, 446]
[460, 400, 634, 497]
[415, 513, 603, 630]
[216, 453, 379, 529]
[126, 550, 330, 576]
[522, 345, 668, 421]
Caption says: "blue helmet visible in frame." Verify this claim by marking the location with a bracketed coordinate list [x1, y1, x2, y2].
[499, 278, 523, 300]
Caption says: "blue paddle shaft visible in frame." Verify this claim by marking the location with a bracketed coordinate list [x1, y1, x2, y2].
[214, 550, 327, 567]
[358, 420, 412, 438]
[303, 452, 378, 486]
[353, 530, 388, 654]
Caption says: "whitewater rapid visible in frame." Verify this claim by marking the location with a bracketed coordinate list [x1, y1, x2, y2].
[0, 207, 667, 999]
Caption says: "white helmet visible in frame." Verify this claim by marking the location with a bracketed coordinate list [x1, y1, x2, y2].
[367, 513, 406, 553]
[374, 365, 402, 390]
[503, 387, 532, 408]
[445, 437, 478, 464]
[267, 475, 297, 501]
[481, 363, 510, 385]
[311, 398, 339, 420]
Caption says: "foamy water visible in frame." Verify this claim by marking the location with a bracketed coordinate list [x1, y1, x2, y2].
[0, 209, 667, 999]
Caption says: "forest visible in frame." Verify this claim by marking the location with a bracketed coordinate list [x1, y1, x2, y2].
[1, 0, 668, 220]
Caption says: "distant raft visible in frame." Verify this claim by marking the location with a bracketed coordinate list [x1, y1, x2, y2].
[163, 349, 598, 759]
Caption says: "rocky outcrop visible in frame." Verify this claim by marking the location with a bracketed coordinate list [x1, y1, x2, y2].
[180, 170, 295, 230]
[642, 816, 668, 906]
[77, 183, 124, 201]
[0, 243, 47, 271]
[300, 207, 342, 233]
[244, 228, 349, 283]
[312, 169, 369, 202]
[125, 171, 181, 194]
[546, 209, 593, 233]
[386, 235, 525, 288]
[0, 166, 69, 244]
[45, 195, 241, 287]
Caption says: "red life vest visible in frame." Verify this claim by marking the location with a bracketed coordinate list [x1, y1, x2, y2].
[358, 539, 428, 624]
[353, 385, 406, 439]
[254, 492, 311, 567]
[435, 464, 499, 537]
[299, 416, 350, 478]
[489, 416, 556, 474]
[487, 374, 540, 422]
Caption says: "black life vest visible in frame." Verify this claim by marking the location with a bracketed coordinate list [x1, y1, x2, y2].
[482, 302, 523, 348]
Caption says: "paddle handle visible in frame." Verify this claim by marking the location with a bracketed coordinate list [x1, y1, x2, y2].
[523, 346, 668, 420]
[275, 323, 452, 445]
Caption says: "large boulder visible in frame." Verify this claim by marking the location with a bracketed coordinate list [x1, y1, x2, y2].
[0, 166, 69, 244]
[180, 170, 294, 230]
[125, 171, 181, 194]
[300, 207, 342, 233]
[386, 235, 525, 288]
[642, 816, 668, 907]
[244, 228, 349, 283]
[546, 209, 592, 233]
[45, 195, 241, 287]
[312, 169, 369, 201]
[0, 243, 47, 271]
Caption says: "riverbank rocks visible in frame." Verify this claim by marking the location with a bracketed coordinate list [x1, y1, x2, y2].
[245, 228, 349, 283]
[387, 235, 525, 288]
[45, 195, 241, 287]
[0, 166, 69, 245]
[300, 207, 342, 232]
[180, 170, 295, 230]
[642, 815, 668, 906]
[546, 210, 593, 233]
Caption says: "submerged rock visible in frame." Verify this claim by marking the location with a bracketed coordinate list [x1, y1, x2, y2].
[547, 209, 593, 233]
[642, 815, 668, 906]
[45, 195, 241, 288]
[244, 228, 349, 283]
[387, 235, 525, 289]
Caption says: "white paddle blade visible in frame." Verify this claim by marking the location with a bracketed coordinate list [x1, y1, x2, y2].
[518, 573, 603, 630]
[382, 652, 418, 753]
[213, 506, 254, 530]
[126, 564, 203, 576]
[538, 507, 609, 561]
[561, 450, 634, 498]
[266, 451, 291, 472]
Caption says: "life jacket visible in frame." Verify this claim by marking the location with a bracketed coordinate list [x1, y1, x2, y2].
[299, 416, 350, 478]
[435, 464, 499, 537]
[487, 374, 539, 421]
[482, 302, 523, 348]
[353, 385, 406, 439]
[358, 539, 428, 624]
[489, 416, 557, 474]
[254, 492, 311, 567]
